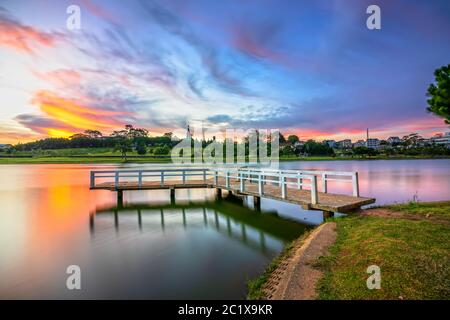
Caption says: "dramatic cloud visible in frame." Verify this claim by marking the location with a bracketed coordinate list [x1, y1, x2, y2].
[0, 8, 59, 54]
[1, 0, 450, 144]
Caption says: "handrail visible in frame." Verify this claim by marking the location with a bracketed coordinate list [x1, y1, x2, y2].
[90, 167, 360, 205]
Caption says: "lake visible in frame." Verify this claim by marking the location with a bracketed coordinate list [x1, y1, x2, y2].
[0, 159, 449, 299]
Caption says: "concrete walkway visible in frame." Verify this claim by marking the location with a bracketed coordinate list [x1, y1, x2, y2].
[266, 222, 337, 300]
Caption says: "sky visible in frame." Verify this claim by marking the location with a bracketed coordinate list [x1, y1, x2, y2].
[0, 0, 449, 144]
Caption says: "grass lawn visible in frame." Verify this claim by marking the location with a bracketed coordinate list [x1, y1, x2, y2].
[385, 201, 450, 220]
[316, 202, 450, 299]
[0, 156, 171, 164]
[0, 147, 172, 164]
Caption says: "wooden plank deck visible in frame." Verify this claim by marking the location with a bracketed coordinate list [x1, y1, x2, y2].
[92, 177, 375, 213]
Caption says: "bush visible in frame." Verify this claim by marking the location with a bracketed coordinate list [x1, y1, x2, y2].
[153, 146, 171, 155]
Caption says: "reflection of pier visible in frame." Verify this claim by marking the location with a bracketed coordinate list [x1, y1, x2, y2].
[90, 198, 309, 255]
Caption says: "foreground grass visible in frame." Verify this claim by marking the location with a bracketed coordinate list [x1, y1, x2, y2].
[316, 205, 450, 299]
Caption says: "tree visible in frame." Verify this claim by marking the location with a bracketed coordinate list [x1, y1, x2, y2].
[84, 130, 103, 139]
[114, 138, 133, 160]
[303, 140, 334, 156]
[287, 135, 300, 145]
[402, 133, 423, 147]
[153, 146, 170, 155]
[427, 64, 450, 124]
[135, 142, 147, 155]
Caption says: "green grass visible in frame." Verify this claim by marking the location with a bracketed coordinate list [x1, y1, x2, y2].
[0, 156, 171, 164]
[385, 201, 450, 220]
[0, 147, 173, 164]
[316, 213, 450, 299]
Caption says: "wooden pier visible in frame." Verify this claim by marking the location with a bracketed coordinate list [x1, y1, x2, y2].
[90, 167, 375, 213]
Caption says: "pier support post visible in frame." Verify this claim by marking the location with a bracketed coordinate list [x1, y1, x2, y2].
[170, 188, 175, 204]
[216, 188, 222, 198]
[253, 196, 261, 211]
[117, 190, 123, 208]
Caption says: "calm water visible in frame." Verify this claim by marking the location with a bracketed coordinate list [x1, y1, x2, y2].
[0, 159, 449, 299]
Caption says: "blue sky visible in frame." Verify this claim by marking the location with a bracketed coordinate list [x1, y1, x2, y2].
[0, 0, 449, 143]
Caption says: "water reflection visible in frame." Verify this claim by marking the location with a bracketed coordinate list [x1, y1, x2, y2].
[90, 196, 309, 257]
[0, 160, 449, 299]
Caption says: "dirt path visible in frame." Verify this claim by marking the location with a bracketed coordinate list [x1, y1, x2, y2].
[265, 222, 337, 300]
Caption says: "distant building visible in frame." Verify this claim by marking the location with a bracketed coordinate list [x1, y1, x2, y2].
[294, 141, 305, 148]
[337, 139, 352, 149]
[366, 138, 380, 149]
[431, 132, 450, 148]
[387, 136, 401, 145]
[323, 140, 337, 148]
[0, 144, 12, 150]
[353, 140, 366, 148]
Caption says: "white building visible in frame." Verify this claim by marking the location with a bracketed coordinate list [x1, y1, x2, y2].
[337, 139, 352, 149]
[431, 132, 450, 148]
[353, 140, 366, 148]
[323, 140, 337, 148]
[387, 136, 401, 144]
[366, 138, 380, 149]
[0, 144, 12, 150]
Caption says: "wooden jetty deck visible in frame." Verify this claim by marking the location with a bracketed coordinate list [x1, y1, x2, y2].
[90, 167, 375, 213]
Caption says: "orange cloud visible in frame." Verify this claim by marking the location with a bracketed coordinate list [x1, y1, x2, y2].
[32, 91, 131, 135]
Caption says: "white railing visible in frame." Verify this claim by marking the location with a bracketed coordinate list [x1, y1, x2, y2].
[90, 168, 211, 189]
[90, 167, 360, 206]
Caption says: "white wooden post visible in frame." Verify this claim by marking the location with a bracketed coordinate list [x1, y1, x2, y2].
[114, 171, 119, 188]
[322, 173, 327, 193]
[297, 172, 302, 190]
[352, 172, 360, 197]
[281, 175, 287, 199]
[258, 174, 264, 195]
[239, 173, 245, 192]
[161, 171, 165, 186]
[182, 170, 186, 184]
[311, 175, 318, 204]
[138, 171, 143, 187]
[90, 171, 95, 188]
[225, 170, 230, 188]
[203, 170, 207, 182]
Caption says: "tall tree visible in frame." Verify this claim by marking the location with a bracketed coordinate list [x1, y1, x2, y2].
[427, 64, 450, 124]
[287, 135, 300, 145]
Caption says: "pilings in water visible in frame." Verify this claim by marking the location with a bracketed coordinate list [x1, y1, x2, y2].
[253, 196, 261, 211]
[216, 188, 222, 199]
[117, 190, 123, 207]
[170, 188, 176, 205]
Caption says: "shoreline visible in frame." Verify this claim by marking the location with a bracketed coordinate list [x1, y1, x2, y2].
[0, 155, 449, 165]
[247, 201, 450, 300]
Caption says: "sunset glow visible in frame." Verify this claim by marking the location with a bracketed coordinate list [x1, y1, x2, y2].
[1, 0, 450, 144]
